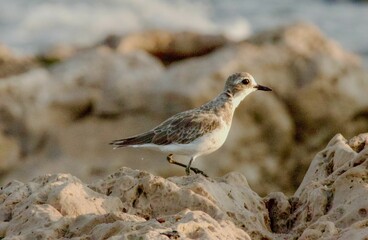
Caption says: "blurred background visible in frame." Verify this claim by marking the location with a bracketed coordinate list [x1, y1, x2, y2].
[0, 0, 367, 195]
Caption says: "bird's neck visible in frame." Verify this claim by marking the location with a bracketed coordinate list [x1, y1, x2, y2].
[231, 90, 249, 109]
[202, 90, 236, 125]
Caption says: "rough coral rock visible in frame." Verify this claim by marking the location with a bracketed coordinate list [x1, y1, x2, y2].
[0, 133, 367, 239]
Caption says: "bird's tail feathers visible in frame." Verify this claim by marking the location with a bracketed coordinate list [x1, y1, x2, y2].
[109, 132, 155, 149]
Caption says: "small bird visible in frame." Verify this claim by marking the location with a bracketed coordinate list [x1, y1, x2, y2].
[110, 72, 272, 176]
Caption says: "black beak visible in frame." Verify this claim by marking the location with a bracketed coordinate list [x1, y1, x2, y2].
[255, 85, 272, 91]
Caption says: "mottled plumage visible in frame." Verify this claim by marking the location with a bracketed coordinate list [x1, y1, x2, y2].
[112, 111, 221, 146]
[110, 72, 272, 176]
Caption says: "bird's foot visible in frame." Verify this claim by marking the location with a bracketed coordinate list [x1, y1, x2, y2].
[189, 167, 208, 177]
[185, 165, 190, 176]
[167, 154, 208, 177]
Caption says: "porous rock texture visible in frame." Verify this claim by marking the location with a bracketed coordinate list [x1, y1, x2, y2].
[0, 133, 367, 239]
[1, 23, 368, 196]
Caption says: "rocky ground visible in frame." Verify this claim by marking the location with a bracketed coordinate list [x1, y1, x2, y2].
[0, 133, 367, 239]
[0, 22, 368, 196]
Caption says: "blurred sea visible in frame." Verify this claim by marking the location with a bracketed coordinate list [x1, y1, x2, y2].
[0, 0, 367, 66]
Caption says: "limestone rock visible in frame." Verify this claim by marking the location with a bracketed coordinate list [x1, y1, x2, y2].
[1, 133, 367, 239]
[104, 30, 228, 64]
[0, 44, 163, 184]
[45, 46, 165, 118]
[266, 133, 368, 239]
[0, 68, 52, 158]
[0, 170, 266, 239]
[0, 174, 123, 239]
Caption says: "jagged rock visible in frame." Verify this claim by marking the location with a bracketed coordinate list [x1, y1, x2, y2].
[0, 48, 165, 179]
[0, 170, 266, 239]
[45, 46, 164, 117]
[265, 133, 368, 239]
[0, 68, 52, 159]
[0, 133, 367, 239]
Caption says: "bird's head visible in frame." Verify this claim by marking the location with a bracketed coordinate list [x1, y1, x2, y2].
[224, 72, 272, 107]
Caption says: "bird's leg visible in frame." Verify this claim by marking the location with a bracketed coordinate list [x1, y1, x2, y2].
[185, 157, 194, 176]
[166, 154, 188, 169]
[186, 157, 208, 177]
[166, 154, 208, 177]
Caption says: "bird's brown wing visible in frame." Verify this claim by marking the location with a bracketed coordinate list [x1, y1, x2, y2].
[110, 110, 221, 148]
[151, 111, 221, 145]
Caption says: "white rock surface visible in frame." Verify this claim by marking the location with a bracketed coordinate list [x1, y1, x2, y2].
[265, 133, 368, 239]
[0, 133, 367, 239]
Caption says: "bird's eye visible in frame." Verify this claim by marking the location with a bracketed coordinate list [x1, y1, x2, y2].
[241, 79, 250, 85]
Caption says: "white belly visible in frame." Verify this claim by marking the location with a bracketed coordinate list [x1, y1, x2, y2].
[133, 123, 231, 157]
